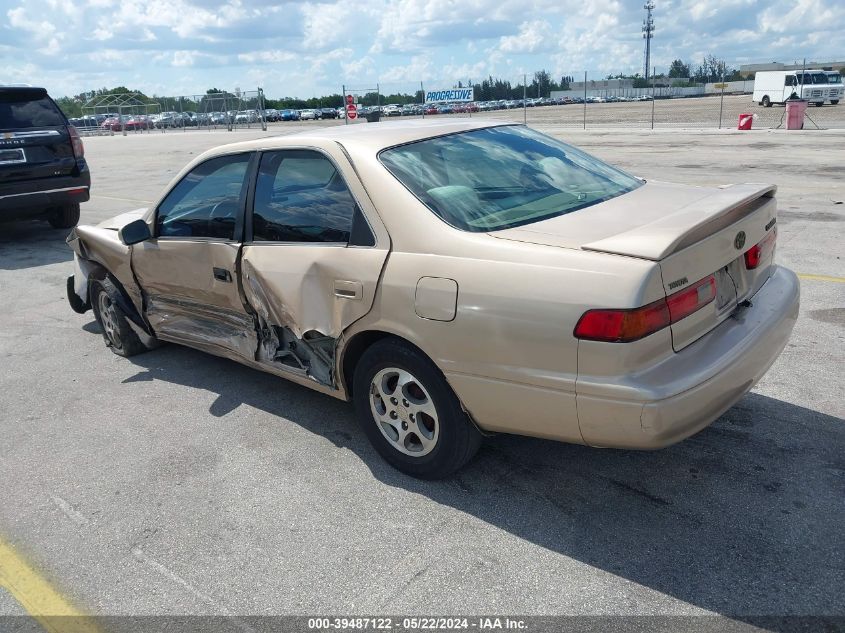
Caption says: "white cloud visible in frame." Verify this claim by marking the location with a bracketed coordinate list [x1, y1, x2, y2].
[499, 19, 553, 54]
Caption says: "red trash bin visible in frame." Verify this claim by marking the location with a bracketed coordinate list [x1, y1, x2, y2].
[785, 99, 808, 130]
[738, 113, 753, 130]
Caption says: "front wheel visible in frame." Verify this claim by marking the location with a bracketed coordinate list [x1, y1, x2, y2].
[761, 96, 771, 107]
[353, 339, 482, 479]
[48, 203, 80, 229]
[90, 278, 148, 358]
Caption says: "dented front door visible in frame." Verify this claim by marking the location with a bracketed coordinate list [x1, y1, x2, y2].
[132, 152, 258, 359]
[240, 148, 388, 385]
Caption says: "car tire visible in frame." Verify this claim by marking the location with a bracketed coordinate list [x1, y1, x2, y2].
[353, 338, 482, 479]
[48, 203, 81, 229]
[90, 277, 148, 358]
[762, 96, 771, 107]
[831, 100, 839, 105]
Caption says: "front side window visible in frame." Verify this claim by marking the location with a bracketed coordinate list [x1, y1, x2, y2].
[156, 153, 250, 240]
[252, 150, 357, 243]
[379, 125, 643, 232]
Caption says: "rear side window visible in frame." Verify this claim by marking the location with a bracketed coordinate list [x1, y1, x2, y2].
[252, 150, 357, 243]
[380, 125, 642, 232]
[0, 90, 66, 129]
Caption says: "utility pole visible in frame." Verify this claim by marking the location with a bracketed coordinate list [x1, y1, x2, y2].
[642, 2, 655, 80]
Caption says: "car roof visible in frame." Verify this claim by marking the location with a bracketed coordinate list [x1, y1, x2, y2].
[206, 118, 517, 157]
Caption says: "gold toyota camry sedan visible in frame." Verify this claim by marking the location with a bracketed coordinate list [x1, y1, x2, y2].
[66, 120, 799, 478]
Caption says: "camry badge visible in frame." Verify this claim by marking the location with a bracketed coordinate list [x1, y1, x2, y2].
[734, 231, 746, 250]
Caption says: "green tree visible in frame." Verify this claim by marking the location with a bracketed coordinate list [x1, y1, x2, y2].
[668, 59, 690, 78]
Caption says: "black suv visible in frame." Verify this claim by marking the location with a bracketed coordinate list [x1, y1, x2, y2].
[1, 86, 90, 228]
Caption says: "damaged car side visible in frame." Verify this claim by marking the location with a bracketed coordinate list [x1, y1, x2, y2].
[68, 120, 799, 479]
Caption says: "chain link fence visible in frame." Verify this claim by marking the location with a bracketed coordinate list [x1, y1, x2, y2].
[336, 71, 845, 131]
[72, 89, 269, 136]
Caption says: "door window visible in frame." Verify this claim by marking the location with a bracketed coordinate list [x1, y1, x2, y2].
[156, 153, 250, 240]
[252, 150, 357, 243]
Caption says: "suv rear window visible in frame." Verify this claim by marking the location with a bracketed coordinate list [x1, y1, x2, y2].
[0, 89, 66, 129]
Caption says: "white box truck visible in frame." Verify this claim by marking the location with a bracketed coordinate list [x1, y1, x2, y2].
[753, 70, 842, 107]
[823, 71, 843, 105]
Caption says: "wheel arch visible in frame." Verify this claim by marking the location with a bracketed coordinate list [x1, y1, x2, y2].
[340, 329, 439, 399]
[87, 266, 151, 336]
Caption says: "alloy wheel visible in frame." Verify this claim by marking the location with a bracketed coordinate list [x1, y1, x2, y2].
[369, 367, 439, 457]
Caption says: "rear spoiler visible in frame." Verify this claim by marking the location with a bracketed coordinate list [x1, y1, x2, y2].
[581, 184, 777, 261]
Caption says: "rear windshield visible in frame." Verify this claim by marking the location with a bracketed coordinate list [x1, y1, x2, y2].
[379, 125, 643, 232]
[0, 90, 66, 129]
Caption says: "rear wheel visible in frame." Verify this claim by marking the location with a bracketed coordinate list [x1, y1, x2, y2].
[90, 278, 148, 358]
[353, 339, 482, 479]
[48, 203, 80, 229]
[831, 100, 840, 105]
[761, 96, 771, 107]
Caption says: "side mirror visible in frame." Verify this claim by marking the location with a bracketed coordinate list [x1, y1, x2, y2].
[118, 218, 152, 245]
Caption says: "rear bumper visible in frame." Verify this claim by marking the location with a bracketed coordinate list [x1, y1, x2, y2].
[0, 169, 91, 218]
[576, 266, 800, 448]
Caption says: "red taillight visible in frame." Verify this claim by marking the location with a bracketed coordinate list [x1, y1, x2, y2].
[68, 125, 85, 158]
[666, 275, 716, 322]
[574, 298, 670, 343]
[575, 274, 716, 343]
[744, 228, 777, 269]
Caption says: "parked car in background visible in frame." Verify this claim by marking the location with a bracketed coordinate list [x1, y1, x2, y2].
[101, 115, 131, 131]
[383, 104, 402, 117]
[299, 109, 318, 120]
[320, 108, 338, 119]
[124, 115, 151, 131]
[68, 115, 99, 127]
[1, 85, 89, 228]
[155, 112, 180, 128]
[281, 109, 300, 121]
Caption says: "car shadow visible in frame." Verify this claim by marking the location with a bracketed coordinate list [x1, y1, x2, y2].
[117, 339, 843, 624]
[0, 221, 73, 270]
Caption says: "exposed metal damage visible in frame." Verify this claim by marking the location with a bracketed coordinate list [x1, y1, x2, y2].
[259, 326, 335, 386]
[244, 258, 337, 387]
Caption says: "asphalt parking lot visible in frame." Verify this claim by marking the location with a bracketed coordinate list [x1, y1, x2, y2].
[1, 122, 843, 630]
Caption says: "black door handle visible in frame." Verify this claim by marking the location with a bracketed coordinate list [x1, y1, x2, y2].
[213, 267, 232, 282]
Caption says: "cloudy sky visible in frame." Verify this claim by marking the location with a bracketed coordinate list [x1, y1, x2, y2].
[1, 0, 843, 98]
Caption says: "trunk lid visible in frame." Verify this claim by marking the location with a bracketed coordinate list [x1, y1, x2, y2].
[492, 181, 779, 351]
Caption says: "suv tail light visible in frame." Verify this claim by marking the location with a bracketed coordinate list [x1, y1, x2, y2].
[744, 228, 777, 269]
[68, 125, 85, 158]
[574, 274, 716, 343]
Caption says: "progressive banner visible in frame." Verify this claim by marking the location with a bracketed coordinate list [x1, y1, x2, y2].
[424, 87, 474, 103]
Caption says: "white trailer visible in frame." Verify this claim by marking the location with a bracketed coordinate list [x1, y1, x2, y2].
[753, 70, 841, 107]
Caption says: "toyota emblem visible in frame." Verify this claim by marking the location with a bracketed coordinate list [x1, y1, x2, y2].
[734, 231, 746, 250]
